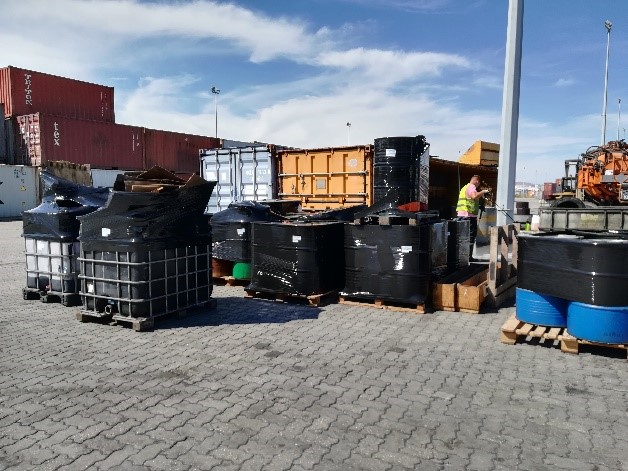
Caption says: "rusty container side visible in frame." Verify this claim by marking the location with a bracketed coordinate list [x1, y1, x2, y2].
[276, 145, 373, 210]
[0, 66, 115, 122]
[144, 128, 220, 175]
[14, 113, 143, 169]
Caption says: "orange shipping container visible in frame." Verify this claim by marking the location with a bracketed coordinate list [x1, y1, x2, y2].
[277, 145, 373, 210]
[0, 66, 114, 122]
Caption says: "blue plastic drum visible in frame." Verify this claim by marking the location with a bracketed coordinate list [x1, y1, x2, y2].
[567, 302, 628, 344]
[515, 288, 568, 327]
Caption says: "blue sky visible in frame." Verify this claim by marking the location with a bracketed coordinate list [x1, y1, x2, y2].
[3, 0, 628, 183]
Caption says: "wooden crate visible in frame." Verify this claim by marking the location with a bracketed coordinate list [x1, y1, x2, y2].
[432, 264, 488, 314]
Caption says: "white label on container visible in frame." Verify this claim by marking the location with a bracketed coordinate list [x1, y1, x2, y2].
[348, 158, 358, 168]
[385, 149, 396, 158]
[292, 235, 302, 243]
[102, 228, 111, 237]
[237, 228, 246, 236]
[87, 283, 94, 294]
[401, 246, 412, 253]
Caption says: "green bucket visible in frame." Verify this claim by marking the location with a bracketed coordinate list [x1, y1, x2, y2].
[232, 262, 251, 280]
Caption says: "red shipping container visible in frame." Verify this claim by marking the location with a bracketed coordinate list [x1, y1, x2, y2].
[0, 66, 114, 122]
[14, 113, 143, 169]
[144, 128, 220, 174]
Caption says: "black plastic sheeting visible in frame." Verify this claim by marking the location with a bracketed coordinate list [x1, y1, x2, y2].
[343, 223, 431, 305]
[373, 136, 429, 207]
[79, 180, 216, 242]
[247, 222, 345, 295]
[22, 172, 110, 240]
[447, 219, 470, 270]
[211, 201, 282, 262]
[518, 233, 628, 307]
[289, 205, 368, 223]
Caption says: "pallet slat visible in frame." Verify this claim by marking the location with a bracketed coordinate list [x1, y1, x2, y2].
[245, 289, 338, 307]
[339, 296, 426, 314]
[500, 315, 627, 358]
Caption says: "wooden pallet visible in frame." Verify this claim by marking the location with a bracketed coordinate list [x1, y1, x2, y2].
[338, 295, 427, 314]
[213, 276, 248, 287]
[487, 224, 520, 308]
[244, 289, 338, 307]
[500, 315, 627, 357]
[22, 288, 81, 307]
[76, 298, 218, 332]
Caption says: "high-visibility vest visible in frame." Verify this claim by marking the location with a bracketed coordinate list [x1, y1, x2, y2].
[456, 183, 479, 215]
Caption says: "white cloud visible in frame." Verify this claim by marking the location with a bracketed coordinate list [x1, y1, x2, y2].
[554, 77, 575, 87]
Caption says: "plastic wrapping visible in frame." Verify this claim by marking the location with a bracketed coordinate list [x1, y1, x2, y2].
[80, 235, 212, 318]
[22, 171, 110, 240]
[373, 135, 428, 207]
[518, 233, 628, 307]
[79, 168, 216, 242]
[515, 288, 568, 328]
[247, 222, 345, 295]
[343, 223, 431, 305]
[567, 302, 628, 344]
[430, 222, 448, 270]
[447, 219, 470, 270]
[211, 201, 282, 262]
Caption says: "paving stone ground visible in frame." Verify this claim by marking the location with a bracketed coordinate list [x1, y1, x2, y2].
[0, 220, 626, 471]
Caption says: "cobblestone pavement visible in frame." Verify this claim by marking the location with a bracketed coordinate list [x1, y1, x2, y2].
[0, 220, 627, 471]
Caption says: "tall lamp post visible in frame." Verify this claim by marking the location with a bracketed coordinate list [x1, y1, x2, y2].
[211, 86, 220, 138]
[617, 98, 622, 141]
[346, 122, 351, 146]
[601, 20, 612, 146]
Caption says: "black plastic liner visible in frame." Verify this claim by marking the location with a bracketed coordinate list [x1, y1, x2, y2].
[289, 205, 368, 223]
[518, 233, 628, 307]
[247, 222, 345, 295]
[343, 223, 431, 305]
[80, 235, 212, 318]
[373, 136, 428, 207]
[22, 172, 110, 240]
[79, 177, 216, 242]
[211, 201, 282, 262]
[447, 219, 470, 270]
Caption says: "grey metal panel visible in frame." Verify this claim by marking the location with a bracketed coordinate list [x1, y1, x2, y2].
[201, 145, 276, 214]
[0, 165, 38, 218]
[538, 207, 628, 232]
[0, 105, 6, 161]
[90, 169, 125, 188]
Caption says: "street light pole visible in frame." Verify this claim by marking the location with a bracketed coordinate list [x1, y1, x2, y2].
[211, 86, 220, 138]
[346, 122, 351, 146]
[618, 98, 621, 141]
[601, 20, 612, 146]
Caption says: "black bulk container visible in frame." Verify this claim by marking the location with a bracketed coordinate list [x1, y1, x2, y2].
[373, 135, 429, 207]
[343, 223, 431, 305]
[518, 233, 628, 307]
[211, 201, 282, 262]
[247, 221, 345, 295]
[447, 219, 470, 270]
[22, 172, 110, 304]
[79, 235, 212, 318]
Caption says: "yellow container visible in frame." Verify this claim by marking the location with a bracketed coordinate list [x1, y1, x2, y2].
[276, 145, 373, 210]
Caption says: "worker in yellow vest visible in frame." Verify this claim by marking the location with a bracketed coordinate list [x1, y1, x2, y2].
[456, 175, 489, 261]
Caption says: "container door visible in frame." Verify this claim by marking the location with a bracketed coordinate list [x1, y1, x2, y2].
[202, 148, 235, 214]
[0, 165, 38, 218]
[236, 146, 275, 203]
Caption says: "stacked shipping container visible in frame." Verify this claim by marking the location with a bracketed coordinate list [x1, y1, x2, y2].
[0, 66, 220, 174]
[0, 66, 114, 122]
